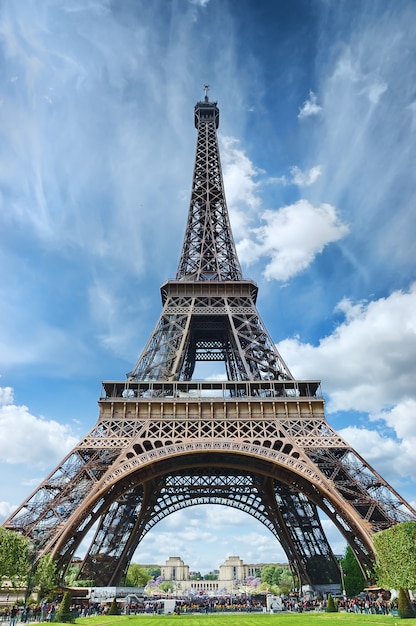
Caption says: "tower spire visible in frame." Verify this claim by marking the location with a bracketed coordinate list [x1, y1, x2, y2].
[176, 90, 242, 282]
[127, 93, 293, 382]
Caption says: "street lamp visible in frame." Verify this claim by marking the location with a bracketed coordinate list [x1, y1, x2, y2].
[336, 555, 346, 598]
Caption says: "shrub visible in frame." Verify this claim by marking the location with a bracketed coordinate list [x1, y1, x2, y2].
[108, 597, 120, 615]
[326, 593, 337, 612]
[54, 591, 73, 623]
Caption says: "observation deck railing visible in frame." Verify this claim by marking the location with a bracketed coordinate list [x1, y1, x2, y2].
[100, 379, 322, 401]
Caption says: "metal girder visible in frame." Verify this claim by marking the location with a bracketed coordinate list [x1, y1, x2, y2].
[128, 289, 293, 381]
[307, 448, 412, 530]
[66, 467, 341, 587]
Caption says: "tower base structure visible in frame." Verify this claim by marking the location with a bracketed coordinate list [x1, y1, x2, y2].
[5, 379, 415, 589]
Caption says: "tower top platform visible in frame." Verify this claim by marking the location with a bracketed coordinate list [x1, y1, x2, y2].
[194, 99, 219, 128]
[194, 84, 219, 128]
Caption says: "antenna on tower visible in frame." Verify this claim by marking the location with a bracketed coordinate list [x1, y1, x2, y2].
[204, 84, 209, 102]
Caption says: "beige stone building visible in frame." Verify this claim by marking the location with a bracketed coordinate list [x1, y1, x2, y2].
[160, 555, 266, 595]
[161, 556, 190, 583]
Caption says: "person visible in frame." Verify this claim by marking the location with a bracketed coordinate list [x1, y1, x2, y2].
[10, 606, 18, 626]
[47, 605, 56, 621]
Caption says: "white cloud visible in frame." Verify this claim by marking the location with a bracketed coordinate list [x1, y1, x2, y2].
[0, 389, 78, 468]
[298, 90, 322, 119]
[275, 284, 416, 508]
[339, 424, 416, 486]
[220, 135, 262, 239]
[0, 386, 14, 405]
[0, 501, 14, 518]
[362, 79, 388, 105]
[276, 165, 323, 188]
[189, 0, 210, 6]
[237, 199, 349, 281]
[371, 398, 416, 442]
[277, 284, 416, 414]
[290, 165, 322, 187]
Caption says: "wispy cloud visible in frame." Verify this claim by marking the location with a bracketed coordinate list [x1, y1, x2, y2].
[308, 10, 416, 280]
[289, 165, 322, 187]
[298, 90, 322, 119]
[189, 0, 210, 7]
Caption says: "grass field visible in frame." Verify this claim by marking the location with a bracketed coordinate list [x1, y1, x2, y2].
[53, 612, 416, 626]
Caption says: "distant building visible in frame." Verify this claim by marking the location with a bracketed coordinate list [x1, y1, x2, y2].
[161, 557, 190, 583]
[158, 555, 288, 595]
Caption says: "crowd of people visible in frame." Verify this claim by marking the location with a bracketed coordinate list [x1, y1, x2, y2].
[0, 603, 56, 624]
[0, 590, 409, 621]
[280, 593, 398, 615]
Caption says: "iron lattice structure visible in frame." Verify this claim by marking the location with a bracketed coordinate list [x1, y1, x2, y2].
[4, 92, 415, 590]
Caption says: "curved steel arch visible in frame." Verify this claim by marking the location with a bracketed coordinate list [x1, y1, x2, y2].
[48, 452, 343, 587]
[45, 439, 375, 587]
[76, 466, 343, 587]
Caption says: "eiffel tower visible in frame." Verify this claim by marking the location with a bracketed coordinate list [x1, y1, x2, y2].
[4, 89, 415, 591]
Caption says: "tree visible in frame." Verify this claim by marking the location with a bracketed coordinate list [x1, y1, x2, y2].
[261, 565, 289, 586]
[146, 567, 161, 579]
[398, 587, 415, 619]
[0, 528, 30, 587]
[373, 522, 416, 591]
[63, 564, 80, 587]
[34, 554, 57, 601]
[279, 567, 294, 595]
[55, 591, 73, 622]
[159, 580, 174, 593]
[124, 564, 152, 587]
[259, 582, 280, 595]
[260, 565, 293, 594]
[260, 565, 274, 585]
[341, 546, 366, 597]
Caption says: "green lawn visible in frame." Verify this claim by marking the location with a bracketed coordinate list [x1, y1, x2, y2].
[56, 613, 416, 626]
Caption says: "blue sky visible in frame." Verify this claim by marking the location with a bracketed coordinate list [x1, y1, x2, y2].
[1, 0, 416, 575]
